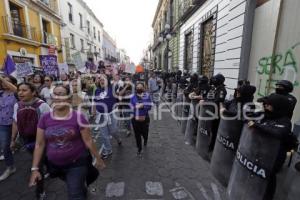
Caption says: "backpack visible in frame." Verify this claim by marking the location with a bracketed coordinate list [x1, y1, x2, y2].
[17, 99, 44, 142]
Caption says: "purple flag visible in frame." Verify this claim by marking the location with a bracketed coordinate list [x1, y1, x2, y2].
[3, 55, 16, 75]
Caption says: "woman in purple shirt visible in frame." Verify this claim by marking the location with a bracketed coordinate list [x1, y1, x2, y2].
[29, 85, 105, 200]
[0, 75, 18, 181]
[92, 74, 122, 159]
[131, 83, 152, 155]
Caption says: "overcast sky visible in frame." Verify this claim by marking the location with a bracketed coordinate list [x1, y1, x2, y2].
[84, 0, 159, 64]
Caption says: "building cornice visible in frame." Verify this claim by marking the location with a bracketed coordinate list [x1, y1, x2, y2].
[30, 0, 61, 21]
[103, 30, 116, 47]
[2, 33, 41, 47]
[77, 0, 104, 27]
[152, 0, 163, 28]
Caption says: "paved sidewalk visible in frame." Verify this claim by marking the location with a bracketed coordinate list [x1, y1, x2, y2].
[0, 110, 228, 200]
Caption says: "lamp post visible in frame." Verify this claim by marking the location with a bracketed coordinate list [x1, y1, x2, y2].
[158, 24, 172, 72]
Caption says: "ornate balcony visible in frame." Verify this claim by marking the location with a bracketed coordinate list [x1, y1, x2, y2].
[179, 0, 207, 22]
[32, 0, 60, 18]
[2, 16, 40, 46]
[40, 31, 58, 46]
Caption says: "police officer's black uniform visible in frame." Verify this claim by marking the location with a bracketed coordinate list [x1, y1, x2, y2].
[258, 80, 297, 119]
[205, 74, 227, 152]
[223, 84, 256, 117]
[252, 94, 292, 200]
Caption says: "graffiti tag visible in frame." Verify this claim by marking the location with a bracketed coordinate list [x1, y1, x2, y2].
[256, 45, 299, 97]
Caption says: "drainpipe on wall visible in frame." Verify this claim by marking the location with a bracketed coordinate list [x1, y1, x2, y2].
[266, 0, 284, 95]
[238, 0, 257, 80]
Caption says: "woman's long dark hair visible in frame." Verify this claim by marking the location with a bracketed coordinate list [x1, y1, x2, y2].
[17, 82, 38, 98]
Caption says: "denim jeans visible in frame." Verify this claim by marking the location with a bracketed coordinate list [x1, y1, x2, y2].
[96, 112, 121, 155]
[121, 110, 132, 131]
[48, 162, 88, 200]
[150, 92, 160, 106]
[65, 166, 88, 200]
[0, 125, 14, 167]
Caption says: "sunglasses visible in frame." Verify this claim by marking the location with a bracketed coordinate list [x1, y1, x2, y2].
[51, 92, 69, 99]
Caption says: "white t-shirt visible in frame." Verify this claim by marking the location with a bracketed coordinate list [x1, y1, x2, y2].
[13, 101, 51, 122]
[40, 87, 53, 105]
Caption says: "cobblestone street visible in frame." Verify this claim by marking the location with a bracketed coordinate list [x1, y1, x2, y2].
[0, 111, 228, 200]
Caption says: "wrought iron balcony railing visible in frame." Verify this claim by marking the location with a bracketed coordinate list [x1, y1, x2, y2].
[2, 16, 38, 42]
[40, 31, 58, 45]
[38, 0, 59, 14]
[179, 0, 207, 20]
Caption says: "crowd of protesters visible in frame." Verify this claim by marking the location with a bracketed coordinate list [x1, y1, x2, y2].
[0, 62, 155, 199]
[0, 60, 299, 200]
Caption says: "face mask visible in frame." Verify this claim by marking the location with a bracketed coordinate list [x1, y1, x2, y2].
[275, 88, 287, 95]
[210, 78, 217, 86]
[236, 97, 242, 102]
[264, 109, 274, 118]
[136, 89, 143, 94]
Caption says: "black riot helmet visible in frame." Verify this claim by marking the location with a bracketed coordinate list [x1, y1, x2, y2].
[210, 74, 225, 86]
[176, 70, 182, 76]
[236, 85, 256, 103]
[190, 73, 199, 84]
[275, 80, 294, 94]
[237, 79, 250, 87]
[199, 75, 209, 85]
[264, 93, 290, 118]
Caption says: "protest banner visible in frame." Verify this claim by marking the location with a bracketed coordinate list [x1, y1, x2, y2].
[125, 63, 135, 74]
[40, 55, 58, 77]
[58, 63, 69, 75]
[15, 62, 33, 78]
[85, 60, 96, 72]
[72, 52, 85, 72]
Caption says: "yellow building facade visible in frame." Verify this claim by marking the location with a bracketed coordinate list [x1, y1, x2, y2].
[0, 0, 63, 69]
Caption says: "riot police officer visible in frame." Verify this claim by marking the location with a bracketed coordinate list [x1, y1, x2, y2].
[179, 71, 189, 90]
[222, 84, 256, 118]
[248, 94, 292, 200]
[233, 79, 250, 99]
[184, 73, 199, 100]
[188, 75, 210, 101]
[275, 80, 297, 119]
[205, 74, 227, 152]
[258, 80, 297, 119]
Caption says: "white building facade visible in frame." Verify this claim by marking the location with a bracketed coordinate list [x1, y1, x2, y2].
[103, 30, 118, 64]
[178, 0, 255, 95]
[60, 0, 104, 69]
[118, 49, 130, 65]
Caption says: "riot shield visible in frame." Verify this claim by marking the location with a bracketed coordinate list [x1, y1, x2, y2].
[181, 96, 190, 135]
[184, 101, 199, 145]
[227, 125, 281, 200]
[195, 103, 216, 161]
[275, 132, 300, 200]
[210, 118, 244, 186]
[176, 92, 184, 123]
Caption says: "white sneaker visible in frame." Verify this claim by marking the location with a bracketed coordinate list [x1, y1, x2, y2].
[0, 167, 16, 181]
[0, 155, 4, 161]
[126, 130, 131, 137]
[38, 192, 47, 200]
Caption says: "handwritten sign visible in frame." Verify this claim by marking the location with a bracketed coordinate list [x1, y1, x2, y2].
[85, 61, 96, 72]
[72, 52, 85, 72]
[125, 64, 135, 74]
[16, 62, 33, 78]
[58, 63, 69, 75]
[40, 55, 58, 77]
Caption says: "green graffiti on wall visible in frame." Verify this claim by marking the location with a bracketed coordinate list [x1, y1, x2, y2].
[256, 45, 299, 97]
